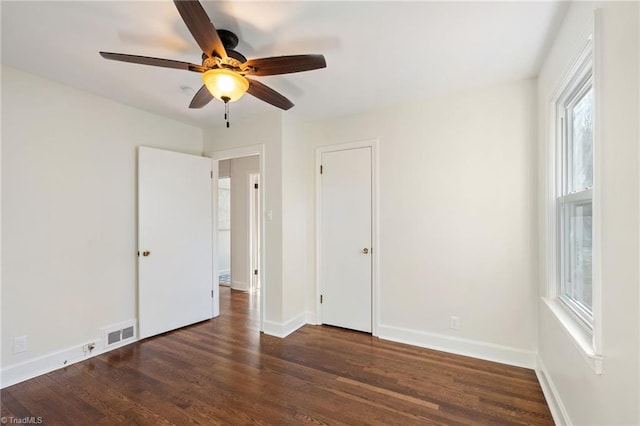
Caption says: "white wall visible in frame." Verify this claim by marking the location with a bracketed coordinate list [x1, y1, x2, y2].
[218, 159, 231, 178]
[1, 66, 203, 386]
[305, 79, 539, 366]
[282, 114, 313, 328]
[536, 2, 640, 425]
[229, 155, 259, 291]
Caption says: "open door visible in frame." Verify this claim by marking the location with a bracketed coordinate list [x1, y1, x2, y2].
[138, 147, 213, 339]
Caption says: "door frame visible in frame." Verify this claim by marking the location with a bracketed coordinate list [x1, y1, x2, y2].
[208, 144, 265, 332]
[248, 172, 260, 293]
[315, 139, 379, 336]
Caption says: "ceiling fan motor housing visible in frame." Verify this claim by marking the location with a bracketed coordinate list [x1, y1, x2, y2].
[201, 30, 247, 66]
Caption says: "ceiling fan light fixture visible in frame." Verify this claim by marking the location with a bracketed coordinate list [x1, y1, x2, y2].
[202, 69, 249, 103]
[100, 2, 326, 115]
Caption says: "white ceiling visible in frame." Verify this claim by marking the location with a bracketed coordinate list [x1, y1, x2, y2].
[1, 1, 568, 128]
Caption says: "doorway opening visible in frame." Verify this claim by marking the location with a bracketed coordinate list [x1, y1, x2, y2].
[211, 146, 265, 332]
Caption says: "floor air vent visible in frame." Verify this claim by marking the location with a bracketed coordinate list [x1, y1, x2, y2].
[102, 321, 137, 350]
[108, 330, 121, 345]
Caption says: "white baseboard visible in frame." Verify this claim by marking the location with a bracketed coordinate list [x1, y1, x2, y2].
[377, 324, 536, 369]
[536, 355, 571, 425]
[262, 320, 284, 337]
[1, 336, 137, 389]
[262, 312, 307, 338]
[231, 280, 249, 292]
[284, 312, 307, 337]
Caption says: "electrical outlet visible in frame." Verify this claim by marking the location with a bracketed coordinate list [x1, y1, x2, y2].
[450, 316, 460, 330]
[14, 336, 27, 354]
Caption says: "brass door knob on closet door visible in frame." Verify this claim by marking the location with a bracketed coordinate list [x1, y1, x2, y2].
[142, 251, 151, 257]
[361, 248, 369, 254]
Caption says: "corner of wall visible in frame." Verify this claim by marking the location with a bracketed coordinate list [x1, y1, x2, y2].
[535, 355, 571, 425]
[262, 311, 306, 339]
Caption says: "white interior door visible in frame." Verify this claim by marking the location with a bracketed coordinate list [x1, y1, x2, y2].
[138, 146, 213, 339]
[320, 147, 372, 332]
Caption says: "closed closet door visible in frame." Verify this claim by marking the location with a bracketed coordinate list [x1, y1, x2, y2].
[320, 146, 372, 333]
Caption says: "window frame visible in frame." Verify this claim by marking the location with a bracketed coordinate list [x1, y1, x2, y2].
[545, 15, 603, 374]
[556, 67, 595, 330]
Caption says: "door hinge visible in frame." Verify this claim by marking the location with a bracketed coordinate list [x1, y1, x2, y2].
[320, 165, 323, 174]
[210, 171, 213, 179]
[254, 183, 259, 189]
[137, 251, 139, 257]
[320, 294, 323, 304]
[211, 290, 213, 298]
[254, 269, 258, 275]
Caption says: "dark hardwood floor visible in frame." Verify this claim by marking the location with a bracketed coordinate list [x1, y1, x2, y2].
[1, 287, 553, 425]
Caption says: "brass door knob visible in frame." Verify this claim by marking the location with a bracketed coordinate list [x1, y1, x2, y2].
[361, 248, 369, 254]
[142, 250, 151, 257]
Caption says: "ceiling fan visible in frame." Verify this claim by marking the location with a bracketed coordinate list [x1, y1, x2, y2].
[100, 0, 326, 126]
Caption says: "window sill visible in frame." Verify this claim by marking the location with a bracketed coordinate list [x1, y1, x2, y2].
[542, 297, 603, 374]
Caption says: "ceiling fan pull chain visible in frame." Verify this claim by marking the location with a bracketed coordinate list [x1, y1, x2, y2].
[222, 96, 230, 128]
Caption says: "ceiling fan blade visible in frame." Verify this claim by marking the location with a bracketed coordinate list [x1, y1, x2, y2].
[173, 0, 227, 60]
[246, 78, 294, 110]
[243, 54, 326, 77]
[189, 85, 214, 109]
[100, 52, 206, 73]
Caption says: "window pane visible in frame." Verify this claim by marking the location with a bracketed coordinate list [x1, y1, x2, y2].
[563, 201, 592, 312]
[570, 87, 593, 192]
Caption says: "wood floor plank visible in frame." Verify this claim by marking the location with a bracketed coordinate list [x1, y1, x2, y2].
[336, 376, 440, 410]
[1, 287, 553, 425]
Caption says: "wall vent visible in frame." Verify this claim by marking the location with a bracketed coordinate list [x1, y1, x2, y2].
[101, 320, 137, 350]
[107, 331, 121, 345]
[122, 326, 134, 340]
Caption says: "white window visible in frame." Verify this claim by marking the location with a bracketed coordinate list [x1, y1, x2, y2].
[556, 53, 594, 328]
